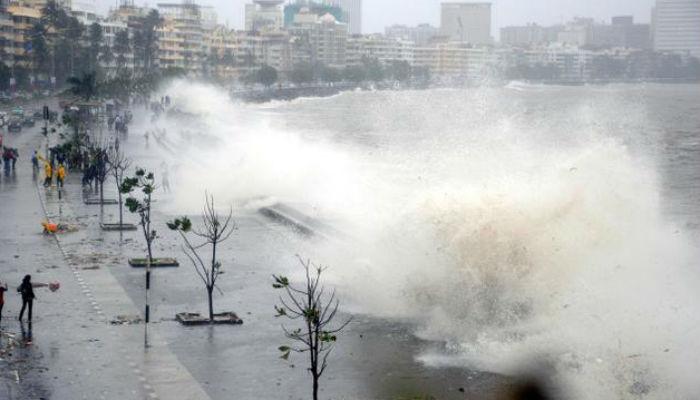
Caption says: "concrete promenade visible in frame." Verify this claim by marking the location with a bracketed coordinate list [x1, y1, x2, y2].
[0, 124, 210, 400]
[1, 110, 505, 400]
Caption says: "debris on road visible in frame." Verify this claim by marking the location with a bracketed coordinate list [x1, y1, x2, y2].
[110, 315, 143, 325]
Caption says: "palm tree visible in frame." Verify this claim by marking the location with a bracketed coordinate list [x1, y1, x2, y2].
[100, 44, 114, 77]
[141, 10, 162, 74]
[41, 0, 68, 82]
[88, 22, 103, 75]
[30, 22, 50, 77]
[67, 72, 98, 101]
[41, 0, 68, 29]
[113, 30, 130, 74]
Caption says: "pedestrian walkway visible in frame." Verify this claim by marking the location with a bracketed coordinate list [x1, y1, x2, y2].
[0, 125, 211, 400]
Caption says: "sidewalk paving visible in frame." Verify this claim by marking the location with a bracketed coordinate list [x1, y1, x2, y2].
[0, 125, 210, 400]
[2, 114, 507, 400]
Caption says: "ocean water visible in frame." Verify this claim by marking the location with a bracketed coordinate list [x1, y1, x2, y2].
[137, 81, 700, 399]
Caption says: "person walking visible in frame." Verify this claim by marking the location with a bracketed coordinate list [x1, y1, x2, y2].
[18, 275, 36, 322]
[43, 161, 53, 187]
[57, 164, 66, 188]
[2, 147, 11, 173]
[11, 148, 18, 171]
[0, 281, 8, 323]
[32, 150, 39, 171]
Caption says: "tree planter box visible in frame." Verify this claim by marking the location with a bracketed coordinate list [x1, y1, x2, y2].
[84, 198, 118, 205]
[100, 223, 137, 231]
[128, 258, 179, 267]
[175, 312, 243, 326]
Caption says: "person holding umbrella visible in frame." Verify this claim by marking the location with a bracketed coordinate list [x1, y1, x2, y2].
[18, 275, 36, 322]
[17, 275, 59, 322]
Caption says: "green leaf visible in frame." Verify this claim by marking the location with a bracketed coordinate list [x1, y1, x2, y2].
[278, 346, 290, 352]
[274, 306, 287, 317]
[320, 332, 337, 342]
[272, 275, 289, 288]
[180, 217, 192, 231]
[125, 197, 140, 213]
[135, 168, 145, 177]
[166, 221, 179, 230]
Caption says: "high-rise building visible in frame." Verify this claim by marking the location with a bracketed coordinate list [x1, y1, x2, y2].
[346, 34, 414, 66]
[440, 2, 492, 44]
[653, 0, 700, 57]
[332, 0, 361, 35]
[385, 24, 438, 46]
[289, 11, 348, 68]
[245, 0, 284, 32]
[500, 23, 562, 47]
[158, 0, 206, 73]
[0, 5, 11, 67]
[4, 3, 41, 68]
[284, 1, 345, 28]
[612, 16, 651, 49]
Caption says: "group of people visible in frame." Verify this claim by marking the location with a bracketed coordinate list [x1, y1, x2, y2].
[108, 111, 133, 135]
[2, 146, 19, 173]
[149, 95, 172, 121]
[80, 147, 108, 188]
[0, 275, 38, 324]
[34, 151, 66, 188]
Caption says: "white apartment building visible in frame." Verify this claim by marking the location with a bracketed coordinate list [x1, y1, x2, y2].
[0, 5, 12, 67]
[245, 0, 284, 32]
[100, 19, 135, 75]
[440, 2, 492, 45]
[346, 34, 414, 66]
[524, 45, 594, 81]
[288, 11, 347, 68]
[414, 43, 497, 80]
[157, 1, 205, 73]
[385, 24, 438, 46]
[332, 0, 361, 35]
[653, 0, 700, 57]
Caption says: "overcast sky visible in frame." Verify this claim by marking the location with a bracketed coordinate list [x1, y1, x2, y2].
[98, 0, 656, 33]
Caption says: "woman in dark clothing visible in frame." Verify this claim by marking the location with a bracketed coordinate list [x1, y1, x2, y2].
[18, 275, 35, 322]
[0, 280, 8, 323]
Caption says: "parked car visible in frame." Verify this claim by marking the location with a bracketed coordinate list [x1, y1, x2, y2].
[22, 116, 35, 127]
[11, 107, 24, 119]
[8, 118, 23, 132]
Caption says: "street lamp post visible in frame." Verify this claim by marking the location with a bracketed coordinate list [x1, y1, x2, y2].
[42, 105, 49, 160]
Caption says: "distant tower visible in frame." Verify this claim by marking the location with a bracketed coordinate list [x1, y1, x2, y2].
[653, 0, 700, 58]
[246, 0, 284, 32]
[332, 0, 361, 35]
[440, 2, 492, 44]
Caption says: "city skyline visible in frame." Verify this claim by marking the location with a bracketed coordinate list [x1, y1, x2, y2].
[91, 0, 656, 34]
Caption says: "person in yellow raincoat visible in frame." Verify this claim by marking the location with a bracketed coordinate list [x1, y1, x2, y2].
[43, 161, 52, 187]
[57, 164, 66, 188]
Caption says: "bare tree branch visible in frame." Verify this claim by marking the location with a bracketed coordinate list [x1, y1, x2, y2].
[168, 192, 237, 322]
[273, 257, 351, 400]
